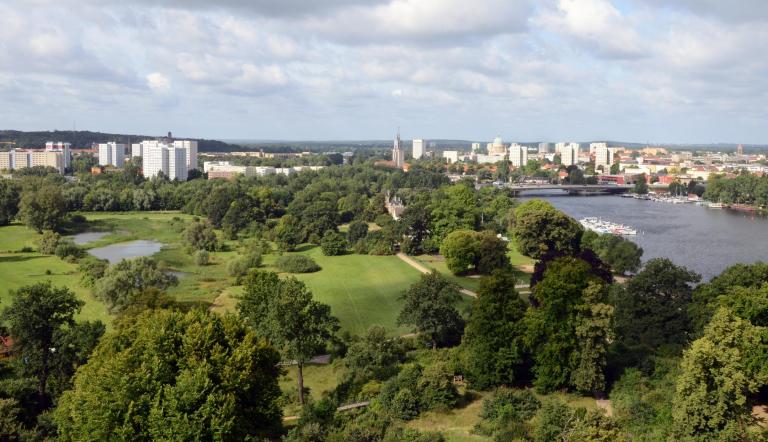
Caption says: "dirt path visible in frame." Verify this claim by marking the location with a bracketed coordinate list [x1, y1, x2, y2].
[595, 399, 613, 417]
[396, 253, 478, 298]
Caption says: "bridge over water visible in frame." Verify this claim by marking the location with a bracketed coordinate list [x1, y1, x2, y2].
[505, 184, 633, 195]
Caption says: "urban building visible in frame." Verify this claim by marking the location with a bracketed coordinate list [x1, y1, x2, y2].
[595, 145, 614, 170]
[476, 154, 506, 164]
[471, 142, 482, 154]
[131, 143, 142, 158]
[143, 145, 169, 180]
[443, 150, 460, 163]
[0, 149, 64, 173]
[139, 139, 198, 172]
[412, 139, 425, 160]
[488, 136, 505, 155]
[538, 142, 550, 154]
[392, 131, 405, 168]
[98, 142, 126, 168]
[561, 143, 580, 166]
[589, 142, 607, 155]
[167, 147, 187, 181]
[509, 143, 528, 167]
[45, 142, 71, 169]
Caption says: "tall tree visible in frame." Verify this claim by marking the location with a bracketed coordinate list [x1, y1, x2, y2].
[2, 282, 84, 408]
[511, 200, 582, 260]
[275, 214, 303, 251]
[18, 185, 67, 232]
[92, 257, 177, 313]
[54, 310, 283, 441]
[397, 271, 464, 350]
[238, 271, 339, 405]
[612, 258, 700, 357]
[671, 308, 767, 440]
[0, 179, 20, 226]
[460, 270, 527, 389]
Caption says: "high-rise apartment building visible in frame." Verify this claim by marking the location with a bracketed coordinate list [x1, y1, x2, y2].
[1, 149, 65, 173]
[471, 142, 482, 153]
[98, 142, 126, 168]
[131, 143, 142, 158]
[538, 142, 550, 154]
[509, 143, 528, 167]
[167, 147, 187, 181]
[561, 143, 580, 166]
[589, 142, 607, 155]
[140, 139, 198, 172]
[45, 142, 71, 169]
[595, 145, 614, 169]
[143, 145, 169, 180]
[412, 139, 425, 160]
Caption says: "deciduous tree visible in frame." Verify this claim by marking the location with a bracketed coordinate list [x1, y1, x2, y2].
[397, 271, 464, 349]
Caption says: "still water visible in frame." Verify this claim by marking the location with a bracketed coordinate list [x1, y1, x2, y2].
[522, 193, 768, 280]
[70, 231, 109, 245]
[88, 240, 163, 264]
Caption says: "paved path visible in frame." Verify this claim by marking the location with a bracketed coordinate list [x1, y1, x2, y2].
[284, 401, 370, 421]
[396, 253, 531, 296]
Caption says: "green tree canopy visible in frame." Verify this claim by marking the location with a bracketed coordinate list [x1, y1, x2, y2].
[460, 270, 527, 390]
[238, 271, 339, 405]
[2, 282, 85, 408]
[397, 271, 464, 350]
[54, 310, 283, 441]
[182, 220, 219, 251]
[92, 257, 177, 313]
[512, 200, 582, 260]
[440, 230, 509, 275]
[0, 179, 20, 226]
[671, 308, 767, 440]
[18, 185, 67, 232]
[612, 258, 700, 357]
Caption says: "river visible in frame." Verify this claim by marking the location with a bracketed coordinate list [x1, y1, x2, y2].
[521, 192, 768, 280]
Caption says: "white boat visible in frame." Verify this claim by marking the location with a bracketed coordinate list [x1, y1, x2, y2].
[580, 217, 637, 236]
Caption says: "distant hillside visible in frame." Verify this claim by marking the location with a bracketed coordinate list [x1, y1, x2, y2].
[0, 130, 242, 152]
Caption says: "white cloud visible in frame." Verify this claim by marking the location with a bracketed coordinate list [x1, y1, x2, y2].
[146, 73, 171, 92]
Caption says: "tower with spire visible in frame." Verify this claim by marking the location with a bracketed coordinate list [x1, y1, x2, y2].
[392, 128, 405, 168]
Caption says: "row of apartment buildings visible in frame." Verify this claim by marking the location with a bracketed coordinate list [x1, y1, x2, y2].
[203, 161, 324, 179]
[0, 142, 72, 173]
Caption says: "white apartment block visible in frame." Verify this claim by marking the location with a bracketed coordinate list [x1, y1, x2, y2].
[167, 147, 187, 181]
[476, 154, 506, 164]
[509, 143, 528, 167]
[471, 142, 482, 153]
[131, 143, 142, 158]
[98, 142, 126, 168]
[45, 142, 71, 169]
[412, 139, 425, 160]
[140, 139, 198, 171]
[443, 150, 460, 163]
[595, 146, 615, 169]
[143, 145, 169, 180]
[538, 142, 550, 154]
[589, 142, 607, 155]
[561, 143, 580, 166]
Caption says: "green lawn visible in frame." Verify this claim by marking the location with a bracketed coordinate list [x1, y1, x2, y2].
[279, 362, 342, 416]
[262, 247, 426, 336]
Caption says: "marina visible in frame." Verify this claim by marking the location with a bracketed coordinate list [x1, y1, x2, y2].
[579, 217, 637, 235]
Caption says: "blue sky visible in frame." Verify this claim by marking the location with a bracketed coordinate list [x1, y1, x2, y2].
[1, 0, 767, 144]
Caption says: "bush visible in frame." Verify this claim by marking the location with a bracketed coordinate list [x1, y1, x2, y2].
[275, 255, 321, 273]
[183, 221, 219, 252]
[38, 230, 61, 254]
[227, 253, 262, 278]
[54, 240, 85, 259]
[69, 214, 87, 223]
[474, 388, 541, 438]
[379, 363, 459, 421]
[78, 256, 109, 287]
[194, 250, 210, 266]
[321, 230, 347, 256]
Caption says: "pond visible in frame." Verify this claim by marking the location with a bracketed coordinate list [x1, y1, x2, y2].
[88, 240, 163, 264]
[70, 231, 110, 245]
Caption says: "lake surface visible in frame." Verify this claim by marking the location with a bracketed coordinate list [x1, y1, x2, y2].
[521, 192, 768, 280]
[88, 240, 163, 264]
[70, 231, 109, 245]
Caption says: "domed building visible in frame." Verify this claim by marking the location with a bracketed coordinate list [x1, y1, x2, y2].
[488, 135, 506, 155]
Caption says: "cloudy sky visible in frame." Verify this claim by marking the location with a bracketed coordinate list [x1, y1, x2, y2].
[1, 0, 766, 143]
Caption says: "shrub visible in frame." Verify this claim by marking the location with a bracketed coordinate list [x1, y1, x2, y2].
[54, 240, 85, 259]
[275, 255, 321, 273]
[69, 214, 87, 223]
[38, 230, 61, 254]
[78, 256, 109, 287]
[227, 253, 262, 278]
[379, 363, 459, 421]
[19, 246, 33, 253]
[194, 250, 210, 266]
[353, 239, 369, 255]
[321, 230, 347, 256]
[183, 221, 219, 252]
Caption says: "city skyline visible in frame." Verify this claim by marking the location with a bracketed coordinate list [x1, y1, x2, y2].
[2, 1, 768, 143]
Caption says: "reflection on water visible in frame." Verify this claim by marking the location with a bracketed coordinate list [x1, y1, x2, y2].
[88, 240, 163, 264]
[521, 192, 768, 280]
